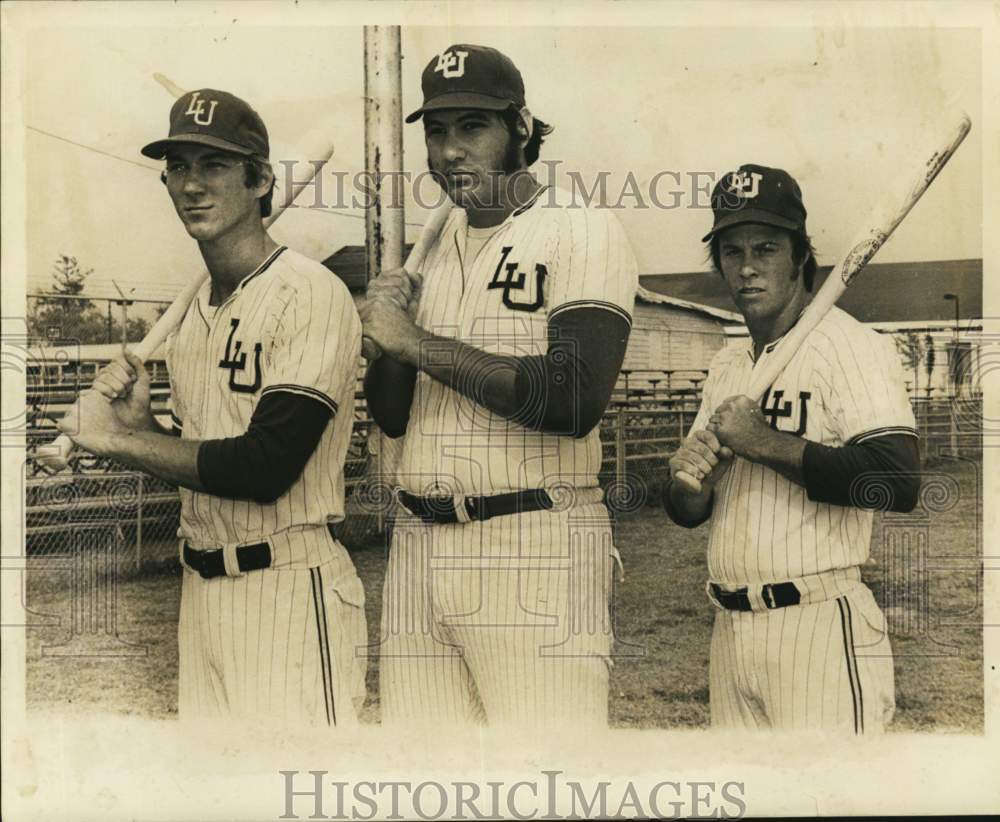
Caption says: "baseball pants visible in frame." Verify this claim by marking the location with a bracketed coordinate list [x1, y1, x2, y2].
[709, 583, 895, 732]
[379, 501, 619, 729]
[177, 553, 367, 726]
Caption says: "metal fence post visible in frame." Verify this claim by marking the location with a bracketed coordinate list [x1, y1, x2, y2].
[615, 407, 626, 487]
[136, 473, 144, 572]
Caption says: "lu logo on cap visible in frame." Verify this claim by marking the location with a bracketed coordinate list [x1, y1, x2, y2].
[701, 163, 808, 242]
[140, 88, 269, 160]
[185, 92, 219, 126]
[405, 44, 526, 123]
[725, 170, 762, 200]
[435, 49, 469, 78]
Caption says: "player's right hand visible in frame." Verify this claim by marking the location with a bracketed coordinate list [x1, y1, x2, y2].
[90, 351, 156, 431]
[366, 267, 417, 312]
[669, 429, 734, 495]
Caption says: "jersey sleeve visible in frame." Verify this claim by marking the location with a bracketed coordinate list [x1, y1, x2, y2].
[822, 322, 917, 445]
[262, 274, 362, 416]
[547, 207, 639, 328]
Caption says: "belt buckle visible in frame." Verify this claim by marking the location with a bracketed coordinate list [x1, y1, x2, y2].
[464, 496, 483, 522]
[762, 584, 776, 609]
[190, 546, 220, 579]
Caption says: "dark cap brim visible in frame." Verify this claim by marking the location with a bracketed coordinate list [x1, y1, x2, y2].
[701, 208, 804, 242]
[405, 92, 516, 123]
[140, 133, 261, 160]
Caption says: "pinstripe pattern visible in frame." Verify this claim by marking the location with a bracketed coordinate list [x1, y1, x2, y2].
[166, 246, 366, 723]
[164, 247, 362, 552]
[382, 188, 636, 726]
[399, 187, 639, 496]
[178, 557, 366, 724]
[380, 503, 617, 728]
[693, 306, 916, 585]
[708, 587, 893, 731]
[698, 307, 907, 731]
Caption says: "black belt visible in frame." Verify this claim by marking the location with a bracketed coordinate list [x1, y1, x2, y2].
[183, 523, 338, 579]
[710, 582, 802, 611]
[398, 489, 554, 524]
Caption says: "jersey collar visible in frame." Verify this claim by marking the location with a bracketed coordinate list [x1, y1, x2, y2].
[748, 304, 811, 362]
[196, 245, 287, 317]
[236, 245, 286, 292]
[511, 183, 549, 217]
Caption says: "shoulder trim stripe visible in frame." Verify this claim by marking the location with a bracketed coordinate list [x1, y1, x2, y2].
[549, 299, 632, 327]
[848, 426, 919, 445]
[261, 384, 339, 415]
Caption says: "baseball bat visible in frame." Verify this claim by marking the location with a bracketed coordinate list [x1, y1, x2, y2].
[152, 72, 187, 99]
[39, 77, 337, 469]
[360, 198, 453, 360]
[674, 112, 972, 495]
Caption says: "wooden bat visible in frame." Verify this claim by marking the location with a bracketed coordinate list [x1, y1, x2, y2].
[674, 112, 972, 495]
[360, 199, 453, 360]
[38, 79, 336, 469]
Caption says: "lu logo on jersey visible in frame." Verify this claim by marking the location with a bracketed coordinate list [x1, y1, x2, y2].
[761, 388, 811, 436]
[488, 246, 547, 312]
[219, 318, 262, 393]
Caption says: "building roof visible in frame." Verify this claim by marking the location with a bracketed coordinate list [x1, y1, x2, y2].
[322, 244, 415, 292]
[635, 286, 741, 322]
[640, 258, 982, 324]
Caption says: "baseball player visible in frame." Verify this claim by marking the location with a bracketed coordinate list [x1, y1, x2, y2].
[58, 89, 366, 725]
[664, 164, 921, 733]
[361, 44, 639, 728]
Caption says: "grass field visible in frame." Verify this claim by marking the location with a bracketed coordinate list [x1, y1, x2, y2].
[24, 457, 983, 732]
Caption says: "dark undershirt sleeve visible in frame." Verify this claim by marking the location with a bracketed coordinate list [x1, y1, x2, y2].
[511, 306, 631, 438]
[802, 432, 920, 512]
[197, 391, 332, 503]
[662, 483, 715, 528]
[364, 355, 417, 439]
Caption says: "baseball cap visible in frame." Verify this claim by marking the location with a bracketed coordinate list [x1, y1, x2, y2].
[702, 164, 807, 242]
[141, 88, 269, 160]
[405, 44, 525, 123]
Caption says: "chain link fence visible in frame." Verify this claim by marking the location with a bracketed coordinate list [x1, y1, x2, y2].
[24, 344, 984, 574]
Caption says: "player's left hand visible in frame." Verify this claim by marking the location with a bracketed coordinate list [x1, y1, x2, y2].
[707, 394, 771, 460]
[359, 295, 427, 365]
[56, 388, 133, 456]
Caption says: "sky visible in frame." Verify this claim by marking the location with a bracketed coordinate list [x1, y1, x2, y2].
[7, 7, 985, 302]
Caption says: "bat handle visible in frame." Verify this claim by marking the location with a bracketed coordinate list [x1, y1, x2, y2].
[362, 201, 453, 361]
[37, 433, 75, 472]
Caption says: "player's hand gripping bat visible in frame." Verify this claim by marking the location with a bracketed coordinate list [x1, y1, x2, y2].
[672, 112, 972, 495]
[360, 199, 454, 360]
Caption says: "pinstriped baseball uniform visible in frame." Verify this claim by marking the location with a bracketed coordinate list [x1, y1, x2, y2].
[165, 245, 367, 724]
[380, 186, 639, 727]
[694, 305, 916, 731]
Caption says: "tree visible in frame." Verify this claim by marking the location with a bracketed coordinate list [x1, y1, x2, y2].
[29, 255, 106, 343]
[894, 332, 925, 399]
[923, 333, 936, 398]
